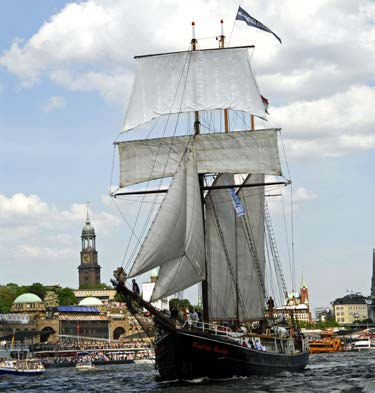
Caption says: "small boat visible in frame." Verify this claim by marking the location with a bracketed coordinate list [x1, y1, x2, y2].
[352, 337, 375, 351]
[309, 336, 343, 354]
[0, 358, 46, 376]
[75, 360, 95, 371]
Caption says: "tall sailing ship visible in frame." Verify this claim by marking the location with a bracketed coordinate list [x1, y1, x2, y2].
[111, 20, 309, 381]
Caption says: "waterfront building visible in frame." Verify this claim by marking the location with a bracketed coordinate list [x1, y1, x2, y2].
[10, 293, 46, 314]
[0, 294, 133, 343]
[332, 293, 368, 324]
[272, 279, 312, 323]
[74, 289, 116, 304]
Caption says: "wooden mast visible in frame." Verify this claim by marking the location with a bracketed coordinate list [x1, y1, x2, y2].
[220, 20, 229, 133]
[191, 22, 200, 135]
[221, 19, 240, 321]
[191, 22, 209, 322]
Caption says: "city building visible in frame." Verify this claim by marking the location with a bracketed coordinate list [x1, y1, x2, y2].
[273, 279, 312, 323]
[314, 306, 332, 322]
[0, 293, 136, 343]
[332, 293, 368, 324]
[78, 209, 101, 288]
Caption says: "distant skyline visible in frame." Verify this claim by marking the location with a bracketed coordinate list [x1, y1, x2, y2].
[0, 1, 374, 313]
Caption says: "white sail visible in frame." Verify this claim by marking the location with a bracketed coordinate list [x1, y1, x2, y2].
[128, 152, 188, 277]
[150, 150, 205, 300]
[117, 130, 281, 187]
[123, 47, 266, 132]
[236, 174, 266, 321]
[205, 174, 238, 320]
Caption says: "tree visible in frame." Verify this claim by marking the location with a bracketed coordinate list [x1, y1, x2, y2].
[27, 283, 47, 299]
[57, 288, 77, 306]
[0, 286, 17, 313]
[169, 298, 191, 310]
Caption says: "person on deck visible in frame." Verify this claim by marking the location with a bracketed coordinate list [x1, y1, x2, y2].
[267, 296, 275, 316]
[189, 308, 199, 326]
[132, 279, 140, 296]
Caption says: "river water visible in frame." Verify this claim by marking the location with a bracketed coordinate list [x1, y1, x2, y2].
[2, 351, 375, 393]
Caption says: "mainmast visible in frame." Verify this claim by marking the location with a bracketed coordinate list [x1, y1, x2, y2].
[219, 20, 229, 134]
[191, 22, 200, 135]
[191, 22, 209, 322]
[220, 19, 239, 322]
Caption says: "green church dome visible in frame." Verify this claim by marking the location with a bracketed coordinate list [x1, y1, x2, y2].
[78, 297, 103, 306]
[14, 293, 43, 304]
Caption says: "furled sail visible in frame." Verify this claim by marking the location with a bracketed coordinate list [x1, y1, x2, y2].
[122, 47, 266, 132]
[117, 129, 281, 187]
[129, 149, 206, 300]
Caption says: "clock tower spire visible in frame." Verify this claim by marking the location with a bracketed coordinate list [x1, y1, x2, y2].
[78, 204, 101, 288]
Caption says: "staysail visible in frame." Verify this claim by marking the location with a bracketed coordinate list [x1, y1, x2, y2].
[122, 47, 267, 132]
[128, 148, 206, 300]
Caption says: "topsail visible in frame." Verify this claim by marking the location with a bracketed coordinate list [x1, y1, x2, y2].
[123, 47, 267, 132]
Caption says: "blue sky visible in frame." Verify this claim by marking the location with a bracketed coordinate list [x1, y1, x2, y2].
[0, 0, 374, 314]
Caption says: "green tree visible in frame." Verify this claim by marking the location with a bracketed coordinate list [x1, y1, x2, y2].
[169, 298, 191, 310]
[0, 285, 18, 313]
[27, 283, 47, 299]
[57, 288, 77, 306]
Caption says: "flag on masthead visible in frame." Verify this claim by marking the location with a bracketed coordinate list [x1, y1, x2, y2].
[235, 6, 282, 44]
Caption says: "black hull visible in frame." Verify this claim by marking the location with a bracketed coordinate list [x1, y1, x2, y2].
[155, 329, 309, 381]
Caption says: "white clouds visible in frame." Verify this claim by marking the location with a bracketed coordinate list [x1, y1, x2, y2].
[0, 193, 49, 219]
[273, 85, 375, 159]
[0, 193, 120, 262]
[43, 95, 66, 112]
[293, 187, 317, 203]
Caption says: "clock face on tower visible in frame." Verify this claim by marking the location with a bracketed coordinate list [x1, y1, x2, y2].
[82, 253, 91, 264]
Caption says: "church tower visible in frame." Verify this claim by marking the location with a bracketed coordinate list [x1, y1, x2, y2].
[300, 275, 309, 305]
[78, 208, 101, 288]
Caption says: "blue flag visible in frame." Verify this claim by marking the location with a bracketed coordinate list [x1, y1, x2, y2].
[228, 187, 245, 217]
[236, 6, 282, 44]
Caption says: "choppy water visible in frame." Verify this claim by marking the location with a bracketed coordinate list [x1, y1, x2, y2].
[2, 351, 375, 393]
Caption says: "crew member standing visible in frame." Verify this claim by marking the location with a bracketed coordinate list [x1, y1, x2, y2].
[267, 296, 275, 317]
[132, 279, 140, 296]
